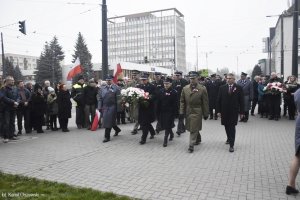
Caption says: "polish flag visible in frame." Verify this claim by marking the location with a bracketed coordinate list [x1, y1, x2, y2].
[113, 63, 123, 83]
[91, 109, 101, 131]
[67, 58, 82, 80]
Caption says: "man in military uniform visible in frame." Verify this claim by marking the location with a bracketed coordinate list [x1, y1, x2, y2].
[179, 71, 209, 153]
[172, 71, 189, 136]
[71, 75, 86, 129]
[152, 72, 164, 134]
[237, 72, 253, 122]
[138, 73, 156, 145]
[127, 70, 141, 134]
[98, 75, 121, 143]
[205, 74, 221, 120]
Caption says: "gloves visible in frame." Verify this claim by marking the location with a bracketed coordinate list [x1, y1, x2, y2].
[179, 114, 184, 120]
[204, 116, 208, 120]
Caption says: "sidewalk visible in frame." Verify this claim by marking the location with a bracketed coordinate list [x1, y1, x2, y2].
[0, 115, 298, 200]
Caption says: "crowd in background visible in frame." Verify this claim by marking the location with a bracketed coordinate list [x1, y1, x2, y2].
[0, 70, 299, 144]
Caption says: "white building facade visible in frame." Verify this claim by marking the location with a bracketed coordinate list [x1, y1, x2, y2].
[107, 8, 186, 74]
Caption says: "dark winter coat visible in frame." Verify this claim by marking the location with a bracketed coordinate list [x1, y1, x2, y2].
[98, 84, 120, 128]
[157, 88, 178, 130]
[205, 80, 221, 110]
[216, 84, 244, 126]
[57, 90, 72, 119]
[252, 80, 259, 99]
[294, 88, 300, 154]
[1, 86, 19, 111]
[237, 79, 253, 111]
[137, 82, 156, 125]
[83, 85, 98, 106]
[71, 83, 86, 107]
[30, 92, 46, 117]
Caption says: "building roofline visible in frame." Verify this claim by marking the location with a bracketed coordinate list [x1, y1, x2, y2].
[108, 8, 184, 20]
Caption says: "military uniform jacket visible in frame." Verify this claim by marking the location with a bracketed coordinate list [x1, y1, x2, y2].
[205, 80, 221, 109]
[237, 79, 253, 111]
[216, 84, 244, 126]
[157, 88, 178, 129]
[98, 84, 120, 128]
[179, 83, 209, 132]
[137, 82, 156, 125]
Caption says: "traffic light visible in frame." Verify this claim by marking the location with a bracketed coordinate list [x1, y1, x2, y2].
[18, 21, 26, 35]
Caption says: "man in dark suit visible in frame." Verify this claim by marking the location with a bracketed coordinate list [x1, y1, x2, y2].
[205, 74, 221, 120]
[217, 73, 244, 152]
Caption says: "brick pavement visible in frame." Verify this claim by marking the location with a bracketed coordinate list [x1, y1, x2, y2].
[0, 114, 299, 200]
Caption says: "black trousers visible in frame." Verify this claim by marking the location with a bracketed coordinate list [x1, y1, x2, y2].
[59, 118, 69, 130]
[76, 106, 85, 127]
[3, 109, 16, 139]
[0, 112, 3, 138]
[251, 97, 258, 114]
[117, 111, 126, 124]
[16, 107, 31, 132]
[164, 128, 174, 143]
[287, 98, 296, 118]
[50, 115, 58, 129]
[104, 125, 121, 139]
[224, 125, 236, 148]
[141, 123, 155, 142]
[268, 95, 281, 118]
[209, 108, 217, 118]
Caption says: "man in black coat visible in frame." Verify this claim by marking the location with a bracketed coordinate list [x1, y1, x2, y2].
[157, 77, 178, 147]
[152, 72, 164, 134]
[83, 79, 98, 129]
[217, 73, 244, 153]
[172, 71, 189, 135]
[205, 74, 221, 120]
[138, 73, 156, 145]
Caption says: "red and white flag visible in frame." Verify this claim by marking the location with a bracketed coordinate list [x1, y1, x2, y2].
[67, 57, 82, 81]
[91, 109, 101, 131]
[113, 63, 123, 83]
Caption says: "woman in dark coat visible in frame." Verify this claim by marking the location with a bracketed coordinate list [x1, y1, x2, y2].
[30, 84, 46, 133]
[286, 88, 300, 195]
[157, 77, 177, 147]
[57, 84, 72, 132]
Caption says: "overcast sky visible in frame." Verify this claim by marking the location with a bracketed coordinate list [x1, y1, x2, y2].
[0, 0, 290, 73]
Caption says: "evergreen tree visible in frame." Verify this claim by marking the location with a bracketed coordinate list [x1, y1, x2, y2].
[4, 57, 14, 78]
[14, 64, 23, 81]
[72, 32, 93, 80]
[35, 36, 64, 85]
[251, 65, 262, 80]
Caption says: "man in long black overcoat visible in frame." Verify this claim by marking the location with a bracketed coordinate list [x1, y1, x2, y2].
[217, 73, 244, 153]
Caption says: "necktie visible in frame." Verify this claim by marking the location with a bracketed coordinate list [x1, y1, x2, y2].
[229, 85, 232, 94]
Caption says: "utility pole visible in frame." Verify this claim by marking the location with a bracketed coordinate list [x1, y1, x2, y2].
[102, 0, 108, 80]
[292, 0, 299, 77]
[1, 33, 5, 78]
[280, 14, 284, 80]
[193, 36, 200, 71]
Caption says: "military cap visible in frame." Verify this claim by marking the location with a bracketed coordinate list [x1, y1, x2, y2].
[174, 71, 183, 76]
[241, 72, 247, 76]
[140, 73, 149, 80]
[188, 71, 199, 78]
[163, 77, 173, 83]
[105, 75, 114, 80]
[131, 70, 140, 75]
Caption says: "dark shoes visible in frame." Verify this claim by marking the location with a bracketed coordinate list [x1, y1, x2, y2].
[103, 138, 110, 143]
[62, 129, 70, 132]
[149, 135, 154, 139]
[131, 130, 138, 135]
[188, 146, 194, 153]
[114, 130, 121, 136]
[139, 140, 146, 145]
[37, 130, 44, 133]
[225, 140, 230, 145]
[229, 147, 234, 152]
[286, 185, 299, 195]
[163, 143, 167, 147]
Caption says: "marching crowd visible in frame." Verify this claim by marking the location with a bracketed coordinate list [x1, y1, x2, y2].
[1, 70, 300, 195]
[0, 70, 298, 148]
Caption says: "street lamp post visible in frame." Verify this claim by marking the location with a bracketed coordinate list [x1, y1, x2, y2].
[102, 0, 108, 80]
[292, 0, 299, 77]
[193, 36, 200, 71]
